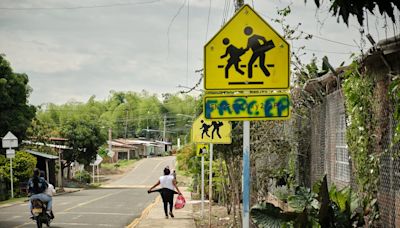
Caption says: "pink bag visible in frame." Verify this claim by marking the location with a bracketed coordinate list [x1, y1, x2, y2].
[174, 194, 186, 209]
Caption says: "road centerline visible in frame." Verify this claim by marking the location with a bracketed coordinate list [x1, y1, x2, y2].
[64, 189, 125, 212]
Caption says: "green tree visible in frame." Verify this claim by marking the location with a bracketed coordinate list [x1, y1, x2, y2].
[0, 55, 36, 141]
[60, 115, 105, 166]
[310, 0, 399, 25]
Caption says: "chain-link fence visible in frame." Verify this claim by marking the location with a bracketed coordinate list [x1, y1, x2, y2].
[296, 89, 399, 227]
[378, 101, 400, 227]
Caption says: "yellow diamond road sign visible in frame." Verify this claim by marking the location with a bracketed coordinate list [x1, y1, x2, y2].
[192, 114, 231, 144]
[204, 5, 290, 91]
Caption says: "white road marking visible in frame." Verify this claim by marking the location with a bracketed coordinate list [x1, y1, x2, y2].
[101, 185, 151, 188]
[59, 211, 134, 216]
[50, 222, 115, 227]
[72, 214, 83, 220]
[63, 189, 125, 212]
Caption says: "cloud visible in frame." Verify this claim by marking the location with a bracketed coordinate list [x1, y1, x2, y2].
[0, 34, 93, 73]
[0, 0, 396, 106]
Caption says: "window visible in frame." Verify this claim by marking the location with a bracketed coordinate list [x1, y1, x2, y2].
[335, 114, 350, 182]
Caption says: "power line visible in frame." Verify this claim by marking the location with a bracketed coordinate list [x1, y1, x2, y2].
[205, 0, 212, 42]
[293, 46, 356, 55]
[167, 0, 187, 58]
[302, 32, 358, 47]
[260, 12, 358, 48]
[0, 0, 160, 10]
[186, 0, 190, 86]
[221, 0, 229, 26]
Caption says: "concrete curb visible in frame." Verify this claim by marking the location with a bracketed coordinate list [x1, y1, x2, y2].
[54, 188, 82, 196]
[125, 196, 161, 228]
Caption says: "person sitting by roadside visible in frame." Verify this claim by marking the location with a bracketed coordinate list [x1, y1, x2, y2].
[27, 168, 52, 218]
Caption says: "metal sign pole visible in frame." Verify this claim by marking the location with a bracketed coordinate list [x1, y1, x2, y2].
[2, 132, 18, 199]
[201, 155, 204, 218]
[10, 155, 14, 198]
[208, 143, 213, 228]
[243, 121, 250, 228]
[97, 165, 100, 183]
[92, 165, 95, 183]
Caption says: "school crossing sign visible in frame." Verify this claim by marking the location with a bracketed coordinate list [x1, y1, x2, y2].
[196, 143, 209, 157]
[204, 5, 290, 91]
[192, 114, 231, 144]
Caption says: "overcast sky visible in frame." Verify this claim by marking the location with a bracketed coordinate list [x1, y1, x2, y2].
[0, 0, 398, 105]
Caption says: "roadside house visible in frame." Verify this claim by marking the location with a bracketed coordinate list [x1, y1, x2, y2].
[108, 139, 173, 161]
[25, 150, 58, 185]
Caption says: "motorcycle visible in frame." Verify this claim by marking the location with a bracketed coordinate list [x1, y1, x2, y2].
[30, 199, 52, 228]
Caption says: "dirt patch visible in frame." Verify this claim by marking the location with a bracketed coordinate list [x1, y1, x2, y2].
[176, 173, 192, 187]
[100, 167, 125, 175]
[100, 160, 138, 175]
[193, 202, 241, 228]
[98, 160, 139, 184]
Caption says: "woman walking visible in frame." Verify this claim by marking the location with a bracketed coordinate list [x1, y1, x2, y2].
[148, 167, 182, 218]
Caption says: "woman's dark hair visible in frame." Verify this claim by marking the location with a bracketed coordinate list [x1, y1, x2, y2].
[164, 168, 170, 175]
[33, 168, 40, 192]
[33, 168, 40, 177]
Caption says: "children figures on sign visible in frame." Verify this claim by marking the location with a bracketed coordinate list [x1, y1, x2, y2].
[220, 26, 275, 79]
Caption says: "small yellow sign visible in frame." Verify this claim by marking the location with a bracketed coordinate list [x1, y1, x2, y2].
[192, 114, 231, 144]
[204, 5, 290, 91]
[204, 93, 291, 121]
[196, 144, 209, 157]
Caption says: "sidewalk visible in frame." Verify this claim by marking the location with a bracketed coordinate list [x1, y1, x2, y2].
[131, 187, 195, 228]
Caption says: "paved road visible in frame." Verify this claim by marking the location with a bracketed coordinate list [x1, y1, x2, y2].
[103, 156, 176, 188]
[0, 156, 176, 228]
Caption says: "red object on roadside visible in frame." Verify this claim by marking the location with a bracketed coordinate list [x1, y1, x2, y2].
[174, 195, 186, 209]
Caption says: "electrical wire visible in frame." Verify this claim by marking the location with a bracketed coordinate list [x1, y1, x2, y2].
[167, 0, 187, 58]
[302, 32, 358, 47]
[186, 0, 190, 86]
[221, 0, 229, 26]
[205, 0, 212, 42]
[0, 0, 160, 10]
[261, 13, 358, 48]
[293, 46, 356, 55]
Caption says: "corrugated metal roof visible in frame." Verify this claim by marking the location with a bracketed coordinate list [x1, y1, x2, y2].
[107, 140, 137, 149]
[155, 140, 172, 145]
[115, 138, 154, 145]
[25, 150, 59, 159]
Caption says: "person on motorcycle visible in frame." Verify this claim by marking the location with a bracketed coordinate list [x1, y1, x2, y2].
[40, 170, 55, 219]
[28, 168, 52, 217]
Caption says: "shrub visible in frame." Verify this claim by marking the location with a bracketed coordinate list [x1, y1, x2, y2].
[0, 151, 36, 185]
[74, 170, 91, 183]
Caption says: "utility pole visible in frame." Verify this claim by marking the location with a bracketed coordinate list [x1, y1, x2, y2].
[58, 147, 63, 190]
[108, 128, 113, 163]
[231, 1, 249, 228]
[163, 114, 166, 141]
[124, 110, 128, 139]
[235, 0, 244, 11]
[146, 110, 150, 139]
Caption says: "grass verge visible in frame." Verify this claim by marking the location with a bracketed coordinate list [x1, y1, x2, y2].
[0, 197, 27, 206]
